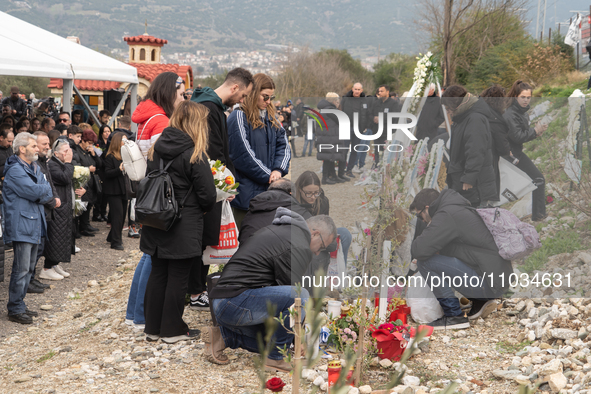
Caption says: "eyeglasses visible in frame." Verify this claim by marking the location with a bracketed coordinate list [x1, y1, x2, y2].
[262, 94, 275, 102]
[415, 208, 425, 219]
[58, 118, 68, 123]
[303, 191, 320, 198]
[316, 230, 327, 252]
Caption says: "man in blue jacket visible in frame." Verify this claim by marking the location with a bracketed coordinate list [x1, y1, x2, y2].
[3, 132, 53, 324]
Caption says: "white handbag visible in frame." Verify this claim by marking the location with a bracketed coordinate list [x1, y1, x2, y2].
[121, 139, 147, 181]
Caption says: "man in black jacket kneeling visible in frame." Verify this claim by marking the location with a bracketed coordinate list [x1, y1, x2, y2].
[206, 208, 336, 372]
[410, 188, 513, 330]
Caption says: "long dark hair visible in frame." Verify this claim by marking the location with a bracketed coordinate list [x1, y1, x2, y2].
[98, 125, 112, 141]
[143, 72, 183, 118]
[295, 170, 322, 216]
[507, 80, 532, 99]
[480, 85, 508, 114]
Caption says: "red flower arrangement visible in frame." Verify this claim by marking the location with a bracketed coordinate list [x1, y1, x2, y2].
[546, 195, 554, 204]
[266, 377, 286, 392]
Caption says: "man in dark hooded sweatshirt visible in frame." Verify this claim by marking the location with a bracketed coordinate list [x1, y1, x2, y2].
[238, 178, 311, 243]
[187, 68, 254, 311]
[206, 210, 337, 372]
[410, 188, 512, 330]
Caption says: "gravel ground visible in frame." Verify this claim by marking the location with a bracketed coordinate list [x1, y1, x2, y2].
[0, 221, 140, 339]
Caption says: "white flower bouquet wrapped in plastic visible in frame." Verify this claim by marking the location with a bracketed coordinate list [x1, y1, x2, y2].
[72, 165, 90, 217]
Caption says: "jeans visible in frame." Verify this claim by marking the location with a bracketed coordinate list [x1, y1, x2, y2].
[336, 227, 352, 264]
[213, 286, 309, 360]
[417, 254, 498, 318]
[515, 153, 546, 221]
[302, 135, 313, 156]
[125, 253, 152, 325]
[8, 242, 39, 315]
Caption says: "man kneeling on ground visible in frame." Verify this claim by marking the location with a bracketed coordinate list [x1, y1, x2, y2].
[410, 188, 512, 330]
[206, 208, 336, 372]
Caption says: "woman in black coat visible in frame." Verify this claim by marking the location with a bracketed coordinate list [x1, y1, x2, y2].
[503, 80, 548, 221]
[103, 132, 128, 250]
[316, 94, 348, 184]
[42, 139, 75, 279]
[141, 101, 216, 343]
[442, 85, 497, 208]
[72, 128, 102, 236]
[480, 85, 512, 201]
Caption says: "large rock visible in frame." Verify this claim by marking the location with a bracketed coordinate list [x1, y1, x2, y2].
[540, 359, 563, 376]
[379, 358, 393, 368]
[358, 385, 372, 394]
[402, 375, 420, 386]
[492, 369, 521, 379]
[551, 328, 577, 340]
[578, 252, 591, 264]
[546, 372, 567, 392]
[313, 376, 325, 387]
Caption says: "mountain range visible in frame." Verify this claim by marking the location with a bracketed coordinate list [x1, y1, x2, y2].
[1, 0, 589, 59]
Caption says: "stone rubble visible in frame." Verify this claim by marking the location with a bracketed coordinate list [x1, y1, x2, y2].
[0, 248, 589, 393]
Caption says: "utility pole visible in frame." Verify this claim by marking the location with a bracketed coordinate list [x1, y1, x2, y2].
[542, 0, 548, 39]
[536, 0, 542, 40]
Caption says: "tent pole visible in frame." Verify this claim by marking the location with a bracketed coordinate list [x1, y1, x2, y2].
[107, 84, 132, 128]
[72, 84, 101, 126]
[130, 84, 138, 134]
[62, 79, 73, 115]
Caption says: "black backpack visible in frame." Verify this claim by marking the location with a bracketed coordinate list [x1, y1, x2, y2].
[134, 158, 193, 231]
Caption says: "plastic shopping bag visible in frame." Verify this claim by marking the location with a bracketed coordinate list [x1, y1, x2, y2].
[129, 198, 136, 222]
[327, 237, 346, 288]
[406, 272, 444, 324]
[203, 200, 239, 265]
[493, 157, 537, 206]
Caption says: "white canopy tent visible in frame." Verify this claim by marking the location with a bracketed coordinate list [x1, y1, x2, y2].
[0, 11, 138, 130]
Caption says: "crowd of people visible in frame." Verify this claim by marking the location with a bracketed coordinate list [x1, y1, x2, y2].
[0, 69, 547, 372]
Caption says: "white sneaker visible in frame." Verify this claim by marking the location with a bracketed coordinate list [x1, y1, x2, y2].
[352, 165, 362, 174]
[133, 323, 145, 330]
[39, 268, 64, 281]
[75, 246, 81, 253]
[125, 319, 134, 326]
[52, 265, 70, 278]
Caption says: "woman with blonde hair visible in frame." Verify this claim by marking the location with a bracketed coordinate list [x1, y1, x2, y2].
[141, 100, 216, 343]
[226, 73, 291, 226]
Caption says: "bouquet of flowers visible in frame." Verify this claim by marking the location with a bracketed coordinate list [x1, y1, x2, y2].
[210, 160, 239, 202]
[72, 166, 90, 217]
[409, 52, 441, 113]
[327, 312, 360, 352]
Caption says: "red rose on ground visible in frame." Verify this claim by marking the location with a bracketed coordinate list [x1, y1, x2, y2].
[546, 195, 554, 204]
[266, 377, 286, 392]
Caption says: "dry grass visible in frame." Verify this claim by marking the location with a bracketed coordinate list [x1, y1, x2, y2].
[545, 70, 588, 88]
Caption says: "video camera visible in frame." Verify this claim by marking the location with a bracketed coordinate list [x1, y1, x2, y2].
[42, 97, 59, 119]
